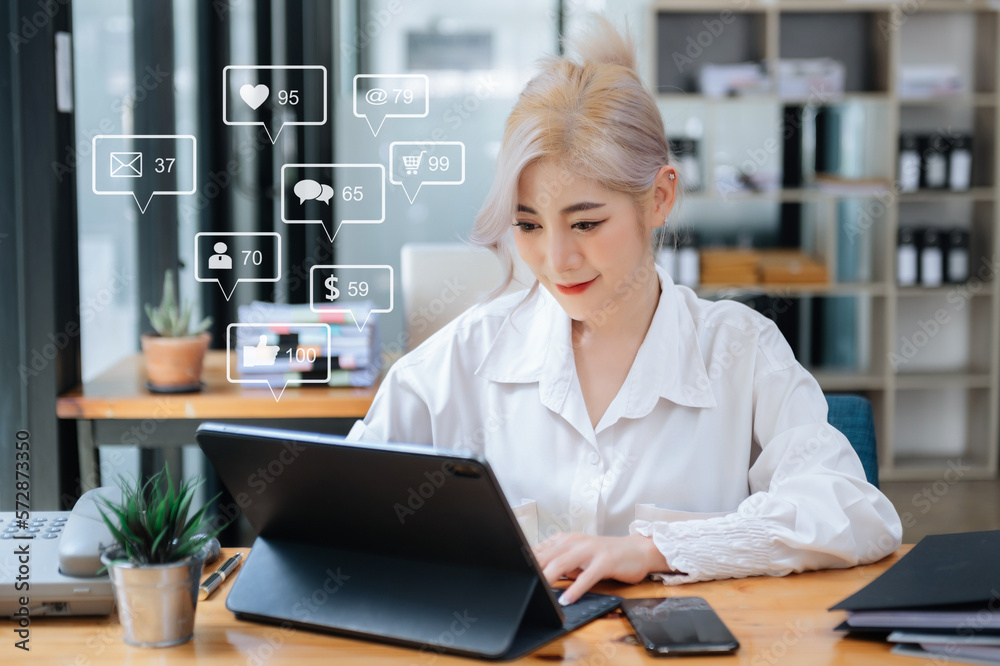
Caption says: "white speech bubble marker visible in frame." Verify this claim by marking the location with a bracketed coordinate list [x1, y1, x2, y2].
[92, 135, 197, 213]
[226, 323, 332, 401]
[389, 141, 466, 204]
[294, 179, 322, 205]
[318, 184, 334, 204]
[353, 74, 429, 137]
[309, 264, 394, 332]
[223, 66, 328, 144]
[195, 232, 281, 301]
[281, 164, 385, 243]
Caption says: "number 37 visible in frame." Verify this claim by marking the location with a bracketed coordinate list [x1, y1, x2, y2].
[155, 157, 175, 173]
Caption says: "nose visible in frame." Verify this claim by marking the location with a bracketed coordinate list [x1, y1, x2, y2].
[547, 228, 582, 275]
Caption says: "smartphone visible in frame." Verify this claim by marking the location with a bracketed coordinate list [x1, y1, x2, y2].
[621, 597, 739, 656]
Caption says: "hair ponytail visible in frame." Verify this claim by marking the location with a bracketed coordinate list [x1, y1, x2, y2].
[470, 15, 676, 299]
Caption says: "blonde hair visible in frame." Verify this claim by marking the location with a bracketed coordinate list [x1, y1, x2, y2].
[468, 16, 677, 298]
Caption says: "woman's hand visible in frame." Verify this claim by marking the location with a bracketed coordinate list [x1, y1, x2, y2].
[532, 532, 671, 605]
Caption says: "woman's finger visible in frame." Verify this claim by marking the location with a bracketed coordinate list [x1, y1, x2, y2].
[557, 560, 605, 606]
[541, 544, 590, 586]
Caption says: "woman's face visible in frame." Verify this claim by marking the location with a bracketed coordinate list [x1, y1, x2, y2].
[513, 159, 672, 322]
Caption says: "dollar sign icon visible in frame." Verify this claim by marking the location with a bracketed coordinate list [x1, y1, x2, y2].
[325, 275, 339, 301]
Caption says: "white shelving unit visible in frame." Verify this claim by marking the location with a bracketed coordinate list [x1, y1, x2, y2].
[650, 0, 1000, 480]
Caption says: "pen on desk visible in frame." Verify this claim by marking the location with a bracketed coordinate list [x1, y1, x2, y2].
[199, 552, 243, 601]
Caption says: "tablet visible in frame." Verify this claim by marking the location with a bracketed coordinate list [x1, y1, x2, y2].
[195, 422, 620, 660]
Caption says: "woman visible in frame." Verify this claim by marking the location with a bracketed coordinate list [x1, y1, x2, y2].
[347, 18, 901, 606]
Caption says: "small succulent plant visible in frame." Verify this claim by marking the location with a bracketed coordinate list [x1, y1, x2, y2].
[98, 464, 226, 566]
[144, 269, 213, 337]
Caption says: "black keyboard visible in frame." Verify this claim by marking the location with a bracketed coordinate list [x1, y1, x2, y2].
[554, 589, 622, 631]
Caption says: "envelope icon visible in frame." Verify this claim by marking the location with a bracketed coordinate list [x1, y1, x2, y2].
[110, 152, 142, 178]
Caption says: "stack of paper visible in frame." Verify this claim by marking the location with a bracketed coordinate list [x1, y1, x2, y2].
[831, 531, 1000, 664]
[777, 58, 845, 99]
[235, 301, 381, 387]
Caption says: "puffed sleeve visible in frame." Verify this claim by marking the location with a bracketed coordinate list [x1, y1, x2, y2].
[345, 359, 435, 446]
[630, 322, 902, 585]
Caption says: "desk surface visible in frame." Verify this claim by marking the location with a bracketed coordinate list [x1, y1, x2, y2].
[57, 351, 379, 420]
[3, 546, 919, 665]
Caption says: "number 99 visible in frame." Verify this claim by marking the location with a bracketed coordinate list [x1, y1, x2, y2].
[428, 156, 449, 172]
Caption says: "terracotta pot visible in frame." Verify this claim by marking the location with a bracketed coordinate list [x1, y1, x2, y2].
[140, 333, 211, 390]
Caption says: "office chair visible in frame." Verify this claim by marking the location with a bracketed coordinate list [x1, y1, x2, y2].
[825, 394, 879, 489]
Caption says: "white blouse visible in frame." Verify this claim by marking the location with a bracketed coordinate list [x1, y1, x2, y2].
[346, 264, 902, 585]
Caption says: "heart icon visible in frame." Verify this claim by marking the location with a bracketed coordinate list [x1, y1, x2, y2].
[239, 84, 269, 110]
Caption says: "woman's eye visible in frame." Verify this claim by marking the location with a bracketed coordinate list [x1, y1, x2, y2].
[514, 221, 540, 232]
[573, 220, 605, 232]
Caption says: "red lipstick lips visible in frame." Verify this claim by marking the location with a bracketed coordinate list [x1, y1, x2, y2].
[555, 277, 597, 295]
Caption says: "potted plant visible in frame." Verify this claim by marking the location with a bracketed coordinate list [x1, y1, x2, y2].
[97, 465, 225, 647]
[142, 268, 213, 392]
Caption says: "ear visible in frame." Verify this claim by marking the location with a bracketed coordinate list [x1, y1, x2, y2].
[647, 165, 678, 231]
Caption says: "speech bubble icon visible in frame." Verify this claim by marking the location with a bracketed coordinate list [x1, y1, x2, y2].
[294, 179, 322, 205]
[389, 141, 466, 204]
[309, 264, 394, 332]
[195, 232, 281, 301]
[223, 65, 327, 144]
[227, 323, 332, 401]
[92, 135, 197, 213]
[281, 163, 385, 243]
[353, 74, 429, 136]
[317, 184, 334, 204]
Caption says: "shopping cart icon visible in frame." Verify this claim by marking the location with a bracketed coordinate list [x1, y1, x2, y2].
[402, 150, 427, 175]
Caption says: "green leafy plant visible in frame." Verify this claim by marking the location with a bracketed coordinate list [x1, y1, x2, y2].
[144, 269, 213, 338]
[97, 465, 227, 566]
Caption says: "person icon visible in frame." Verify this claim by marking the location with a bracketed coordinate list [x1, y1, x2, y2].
[209, 242, 232, 270]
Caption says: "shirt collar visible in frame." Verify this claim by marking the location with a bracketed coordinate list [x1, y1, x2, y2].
[475, 263, 716, 411]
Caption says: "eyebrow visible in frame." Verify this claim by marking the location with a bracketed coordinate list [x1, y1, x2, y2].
[516, 202, 606, 215]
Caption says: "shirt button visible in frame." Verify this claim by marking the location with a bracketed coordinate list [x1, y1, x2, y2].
[588, 451, 600, 465]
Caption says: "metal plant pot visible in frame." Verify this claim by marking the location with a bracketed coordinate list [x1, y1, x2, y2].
[101, 548, 209, 647]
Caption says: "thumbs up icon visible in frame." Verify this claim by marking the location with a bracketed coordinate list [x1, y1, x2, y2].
[243, 335, 280, 367]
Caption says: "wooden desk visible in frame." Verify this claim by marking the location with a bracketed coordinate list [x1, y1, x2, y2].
[2, 546, 917, 665]
[57, 351, 378, 491]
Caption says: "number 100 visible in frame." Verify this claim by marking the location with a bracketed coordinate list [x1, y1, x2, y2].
[287, 347, 317, 362]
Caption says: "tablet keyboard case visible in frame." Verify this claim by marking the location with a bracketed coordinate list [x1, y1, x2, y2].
[197, 423, 621, 660]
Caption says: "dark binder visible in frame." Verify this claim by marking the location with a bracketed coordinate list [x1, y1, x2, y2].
[196, 423, 621, 661]
[831, 530, 1000, 612]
